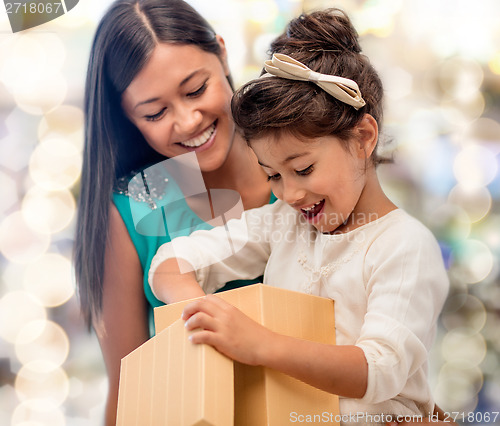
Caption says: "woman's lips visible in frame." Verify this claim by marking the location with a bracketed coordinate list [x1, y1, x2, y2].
[177, 122, 217, 152]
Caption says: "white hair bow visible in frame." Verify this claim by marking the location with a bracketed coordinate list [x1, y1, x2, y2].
[263, 53, 366, 110]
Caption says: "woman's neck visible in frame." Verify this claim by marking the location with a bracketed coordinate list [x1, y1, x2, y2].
[202, 133, 270, 209]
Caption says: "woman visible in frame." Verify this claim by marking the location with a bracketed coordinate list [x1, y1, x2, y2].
[73, 1, 271, 424]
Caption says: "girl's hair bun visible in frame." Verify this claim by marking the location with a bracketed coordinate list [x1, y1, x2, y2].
[274, 8, 361, 55]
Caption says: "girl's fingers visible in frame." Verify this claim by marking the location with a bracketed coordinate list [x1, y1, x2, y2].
[189, 329, 219, 346]
[184, 311, 215, 331]
[181, 296, 220, 320]
[203, 294, 231, 308]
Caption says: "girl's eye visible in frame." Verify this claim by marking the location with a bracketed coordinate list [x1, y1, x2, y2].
[145, 108, 166, 122]
[187, 81, 207, 98]
[296, 165, 314, 176]
[267, 173, 281, 182]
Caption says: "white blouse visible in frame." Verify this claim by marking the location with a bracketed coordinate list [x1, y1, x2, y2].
[150, 200, 449, 423]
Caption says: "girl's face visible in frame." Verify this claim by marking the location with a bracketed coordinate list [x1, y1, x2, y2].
[250, 129, 376, 234]
[122, 40, 235, 172]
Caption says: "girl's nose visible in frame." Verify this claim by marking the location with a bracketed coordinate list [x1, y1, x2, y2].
[281, 179, 307, 206]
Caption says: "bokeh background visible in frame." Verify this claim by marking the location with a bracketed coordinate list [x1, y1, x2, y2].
[0, 0, 499, 424]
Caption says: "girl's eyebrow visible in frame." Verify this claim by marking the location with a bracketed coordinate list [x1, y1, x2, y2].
[258, 151, 311, 168]
[133, 69, 205, 110]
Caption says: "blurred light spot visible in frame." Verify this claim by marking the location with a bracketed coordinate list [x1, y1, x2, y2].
[253, 33, 278, 63]
[14, 320, 47, 346]
[246, 0, 279, 24]
[413, 136, 456, 196]
[355, 0, 399, 37]
[29, 136, 82, 191]
[0, 108, 38, 172]
[489, 52, 500, 75]
[453, 144, 498, 189]
[464, 117, 500, 142]
[383, 67, 412, 100]
[0, 35, 46, 94]
[14, 69, 67, 116]
[448, 184, 492, 223]
[0, 80, 14, 110]
[428, 204, 471, 241]
[16, 320, 69, 368]
[434, 362, 480, 413]
[21, 187, 76, 235]
[480, 350, 499, 375]
[23, 253, 75, 307]
[442, 328, 487, 366]
[438, 57, 483, 102]
[441, 92, 485, 122]
[0, 171, 18, 217]
[0, 34, 67, 115]
[439, 362, 483, 396]
[0, 291, 46, 344]
[68, 377, 84, 399]
[12, 399, 64, 426]
[0, 212, 50, 264]
[15, 361, 69, 407]
[454, 239, 494, 284]
[442, 294, 487, 334]
[38, 105, 84, 151]
[36, 33, 66, 71]
[56, 0, 133, 27]
[476, 214, 500, 249]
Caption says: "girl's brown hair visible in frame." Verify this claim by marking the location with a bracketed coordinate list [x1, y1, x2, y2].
[232, 8, 385, 163]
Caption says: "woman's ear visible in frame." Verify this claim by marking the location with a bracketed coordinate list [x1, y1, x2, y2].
[215, 34, 230, 77]
[355, 114, 379, 160]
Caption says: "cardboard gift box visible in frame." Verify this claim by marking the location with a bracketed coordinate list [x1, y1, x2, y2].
[116, 284, 340, 425]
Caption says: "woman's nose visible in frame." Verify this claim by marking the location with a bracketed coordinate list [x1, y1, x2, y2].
[172, 103, 203, 136]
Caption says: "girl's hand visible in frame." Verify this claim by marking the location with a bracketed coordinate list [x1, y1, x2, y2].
[181, 294, 274, 366]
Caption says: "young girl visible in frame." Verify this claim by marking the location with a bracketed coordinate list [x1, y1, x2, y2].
[149, 9, 449, 424]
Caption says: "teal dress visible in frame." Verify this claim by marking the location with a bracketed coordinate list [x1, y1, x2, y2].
[113, 163, 276, 335]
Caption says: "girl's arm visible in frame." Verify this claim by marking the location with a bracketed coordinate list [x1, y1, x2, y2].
[182, 294, 368, 398]
[151, 257, 205, 304]
[149, 203, 277, 302]
[96, 204, 150, 426]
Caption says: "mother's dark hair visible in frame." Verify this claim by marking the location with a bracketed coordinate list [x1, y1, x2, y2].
[74, 0, 229, 328]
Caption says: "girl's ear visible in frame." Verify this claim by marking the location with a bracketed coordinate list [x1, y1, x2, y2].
[215, 34, 230, 77]
[355, 114, 379, 160]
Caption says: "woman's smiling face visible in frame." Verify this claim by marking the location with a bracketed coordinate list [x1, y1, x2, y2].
[250, 132, 370, 234]
[121, 40, 235, 172]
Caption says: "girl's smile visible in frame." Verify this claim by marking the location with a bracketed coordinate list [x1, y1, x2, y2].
[250, 116, 390, 234]
[299, 199, 325, 223]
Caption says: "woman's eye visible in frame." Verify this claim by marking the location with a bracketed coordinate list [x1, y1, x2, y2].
[145, 108, 166, 122]
[296, 165, 314, 176]
[267, 173, 281, 182]
[187, 81, 207, 97]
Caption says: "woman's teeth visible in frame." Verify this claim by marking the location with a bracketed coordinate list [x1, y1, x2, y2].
[179, 124, 215, 147]
[301, 200, 323, 212]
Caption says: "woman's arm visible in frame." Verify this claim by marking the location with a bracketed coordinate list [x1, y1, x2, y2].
[95, 204, 150, 426]
[182, 295, 368, 398]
